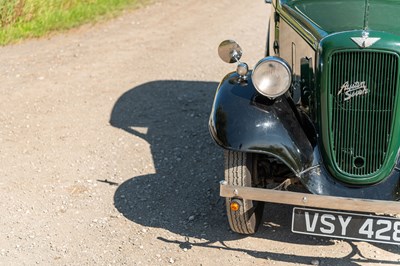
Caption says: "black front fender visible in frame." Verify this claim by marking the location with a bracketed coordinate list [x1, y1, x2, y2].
[209, 72, 314, 174]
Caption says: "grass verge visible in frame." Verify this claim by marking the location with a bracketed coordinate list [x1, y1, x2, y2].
[0, 0, 149, 45]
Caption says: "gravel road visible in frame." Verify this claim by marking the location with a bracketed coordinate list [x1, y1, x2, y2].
[1, 0, 400, 265]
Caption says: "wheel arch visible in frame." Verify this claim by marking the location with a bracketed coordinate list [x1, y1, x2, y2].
[209, 72, 314, 175]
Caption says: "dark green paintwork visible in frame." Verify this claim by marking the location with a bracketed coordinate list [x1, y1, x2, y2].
[368, 0, 400, 35]
[277, 0, 400, 184]
[282, 0, 400, 36]
[282, 0, 365, 34]
[318, 31, 400, 184]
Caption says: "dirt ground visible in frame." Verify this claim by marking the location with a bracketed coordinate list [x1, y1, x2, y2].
[1, 0, 400, 265]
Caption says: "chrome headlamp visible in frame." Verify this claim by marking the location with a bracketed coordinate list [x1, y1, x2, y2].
[252, 57, 292, 99]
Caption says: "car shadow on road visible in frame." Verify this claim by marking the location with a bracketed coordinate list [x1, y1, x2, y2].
[110, 80, 400, 265]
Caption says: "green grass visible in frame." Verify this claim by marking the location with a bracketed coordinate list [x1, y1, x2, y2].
[0, 0, 149, 45]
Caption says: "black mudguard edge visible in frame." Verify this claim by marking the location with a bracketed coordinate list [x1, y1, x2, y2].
[209, 72, 400, 201]
[208, 72, 314, 174]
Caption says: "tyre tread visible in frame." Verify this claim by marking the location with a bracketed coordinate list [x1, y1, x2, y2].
[224, 150, 262, 235]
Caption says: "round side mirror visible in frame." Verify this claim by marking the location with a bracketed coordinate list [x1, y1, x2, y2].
[218, 40, 242, 64]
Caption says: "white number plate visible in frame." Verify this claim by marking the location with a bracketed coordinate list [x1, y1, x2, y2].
[292, 207, 400, 245]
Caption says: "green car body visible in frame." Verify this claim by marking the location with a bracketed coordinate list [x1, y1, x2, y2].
[282, 0, 400, 38]
[278, 0, 400, 185]
[210, 0, 400, 198]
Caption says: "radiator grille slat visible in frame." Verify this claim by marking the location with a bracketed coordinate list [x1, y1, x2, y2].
[329, 51, 398, 176]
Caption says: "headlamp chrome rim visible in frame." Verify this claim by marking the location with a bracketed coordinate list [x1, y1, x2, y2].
[251, 56, 292, 99]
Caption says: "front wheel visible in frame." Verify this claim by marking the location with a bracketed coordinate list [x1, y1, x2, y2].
[224, 150, 264, 234]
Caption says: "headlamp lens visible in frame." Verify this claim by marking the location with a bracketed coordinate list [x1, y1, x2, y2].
[252, 57, 292, 99]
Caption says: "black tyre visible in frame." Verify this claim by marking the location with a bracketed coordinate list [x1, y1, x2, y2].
[224, 150, 264, 234]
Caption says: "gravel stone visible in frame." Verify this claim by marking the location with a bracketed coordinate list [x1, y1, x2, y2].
[0, 0, 398, 265]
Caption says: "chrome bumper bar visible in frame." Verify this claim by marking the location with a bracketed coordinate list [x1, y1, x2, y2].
[220, 181, 400, 216]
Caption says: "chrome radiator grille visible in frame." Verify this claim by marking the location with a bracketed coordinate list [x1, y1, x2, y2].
[329, 51, 399, 176]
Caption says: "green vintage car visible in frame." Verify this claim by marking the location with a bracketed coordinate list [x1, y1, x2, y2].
[209, 0, 400, 244]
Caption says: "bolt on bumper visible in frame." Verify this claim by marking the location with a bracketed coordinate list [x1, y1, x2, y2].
[220, 181, 400, 216]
